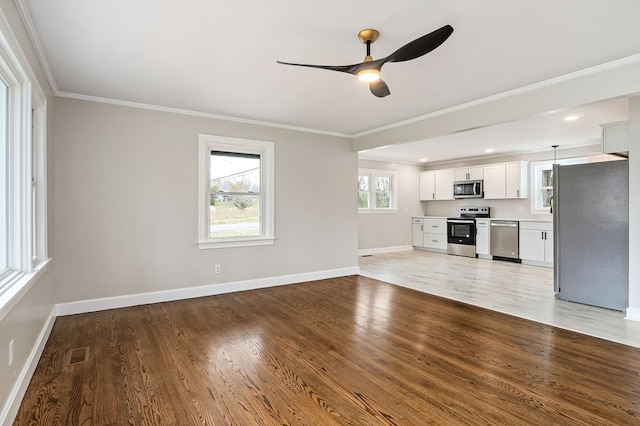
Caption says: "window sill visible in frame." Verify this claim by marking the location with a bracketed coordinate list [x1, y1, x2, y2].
[198, 237, 276, 250]
[0, 258, 51, 322]
[531, 209, 552, 215]
[358, 209, 399, 214]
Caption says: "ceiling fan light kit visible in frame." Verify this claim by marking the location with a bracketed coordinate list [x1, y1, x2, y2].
[357, 68, 380, 82]
[277, 24, 454, 98]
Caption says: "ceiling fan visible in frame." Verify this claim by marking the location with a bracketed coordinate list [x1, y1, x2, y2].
[277, 24, 454, 98]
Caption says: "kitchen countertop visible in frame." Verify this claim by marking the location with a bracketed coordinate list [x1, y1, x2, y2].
[487, 218, 552, 223]
[414, 216, 552, 223]
[412, 216, 448, 219]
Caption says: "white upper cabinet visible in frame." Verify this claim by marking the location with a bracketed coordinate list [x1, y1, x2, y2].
[483, 164, 506, 199]
[434, 169, 454, 200]
[601, 121, 628, 154]
[506, 161, 528, 199]
[454, 167, 483, 181]
[460, 161, 528, 200]
[419, 171, 436, 200]
[420, 169, 454, 200]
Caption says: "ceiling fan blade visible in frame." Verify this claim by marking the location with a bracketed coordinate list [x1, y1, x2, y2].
[370, 79, 390, 98]
[386, 25, 454, 64]
[276, 60, 360, 75]
[278, 58, 387, 76]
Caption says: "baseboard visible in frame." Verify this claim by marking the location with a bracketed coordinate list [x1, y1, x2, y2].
[55, 266, 360, 316]
[521, 259, 553, 268]
[1, 306, 57, 426]
[358, 245, 412, 257]
[625, 307, 640, 322]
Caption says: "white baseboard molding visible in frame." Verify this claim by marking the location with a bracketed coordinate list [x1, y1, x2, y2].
[55, 266, 360, 317]
[625, 307, 640, 322]
[1, 306, 57, 426]
[358, 245, 413, 257]
[521, 259, 553, 268]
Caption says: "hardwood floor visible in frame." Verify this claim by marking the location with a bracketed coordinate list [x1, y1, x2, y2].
[15, 275, 640, 425]
[360, 250, 640, 348]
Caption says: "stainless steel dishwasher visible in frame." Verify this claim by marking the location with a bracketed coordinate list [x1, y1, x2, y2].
[490, 220, 520, 261]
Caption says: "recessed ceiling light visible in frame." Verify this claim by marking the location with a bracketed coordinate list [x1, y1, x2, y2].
[564, 115, 580, 121]
[485, 148, 494, 153]
[419, 158, 427, 163]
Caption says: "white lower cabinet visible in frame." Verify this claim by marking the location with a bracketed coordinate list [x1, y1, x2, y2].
[519, 221, 553, 267]
[412, 218, 424, 246]
[413, 217, 447, 252]
[475, 219, 490, 257]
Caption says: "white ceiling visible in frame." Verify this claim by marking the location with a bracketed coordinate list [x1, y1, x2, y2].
[18, 1, 640, 160]
[358, 98, 629, 164]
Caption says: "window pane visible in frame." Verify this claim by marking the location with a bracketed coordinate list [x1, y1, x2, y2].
[0, 81, 7, 271]
[209, 151, 261, 239]
[210, 195, 261, 238]
[375, 176, 390, 208]
[542, 169, 553, 187]
[542, 189, 553, 208]
[358, 175, 369, 208]
[210, 151, 260, 193]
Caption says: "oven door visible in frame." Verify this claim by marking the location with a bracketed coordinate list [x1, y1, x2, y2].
[447, 219, 476, 245]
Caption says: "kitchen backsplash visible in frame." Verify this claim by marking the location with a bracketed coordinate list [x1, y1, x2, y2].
[423, 198, 552, 220]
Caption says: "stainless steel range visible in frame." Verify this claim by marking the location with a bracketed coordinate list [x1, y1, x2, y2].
[447, 207, 490, 258]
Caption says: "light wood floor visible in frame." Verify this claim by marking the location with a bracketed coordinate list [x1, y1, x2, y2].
[14, 275, 640, 425]
[359, 250, 640, 348]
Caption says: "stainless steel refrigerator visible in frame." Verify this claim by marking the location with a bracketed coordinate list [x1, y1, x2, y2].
[553, 160, 629, 311]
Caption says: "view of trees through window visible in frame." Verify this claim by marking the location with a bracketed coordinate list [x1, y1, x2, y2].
[209, 151, 261, 238]
[375, 176, 391, 208]
[358, 169, 395, 210]
[541, 168, 553, 209]
[357, 175, 369, 208]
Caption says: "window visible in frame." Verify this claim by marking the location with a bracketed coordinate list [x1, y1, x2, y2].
[531, 161, 554, 214]
[358, 169, 398, 212]
[0, 12, 49, 316]
[0, 80, 7, 274]
[530, 157, 588, 214]
[198, 134, 274, 249]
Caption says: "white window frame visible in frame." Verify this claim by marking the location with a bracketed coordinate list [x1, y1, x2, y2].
[198, 134, 275, 249]
[0, 11, 49, 321]
[358, 168, 398, 213]
[530, 157, 588, 214]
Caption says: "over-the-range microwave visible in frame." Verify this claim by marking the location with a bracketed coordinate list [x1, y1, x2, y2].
[453, 180, 484, 199]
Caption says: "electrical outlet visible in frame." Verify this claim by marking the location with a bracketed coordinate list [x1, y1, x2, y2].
[215, 264, 221, 274]
[9, 339, 14, 366]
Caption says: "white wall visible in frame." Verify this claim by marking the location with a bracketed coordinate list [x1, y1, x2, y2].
[0, 268, 55, 418]
[53, 98, 358, 303]
[357, 159, 423, 252]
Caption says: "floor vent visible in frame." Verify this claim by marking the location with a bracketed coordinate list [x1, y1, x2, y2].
[67, 347, 89, 365]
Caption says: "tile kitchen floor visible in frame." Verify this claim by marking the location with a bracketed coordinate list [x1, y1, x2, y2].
[359, 250, 640, 348]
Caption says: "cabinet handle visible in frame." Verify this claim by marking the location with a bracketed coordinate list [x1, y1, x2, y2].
[517, 189, 520, 198]
[421, 225, 424, 231]
[432, 225, 438, 228]
[432, 240, 438, 242]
